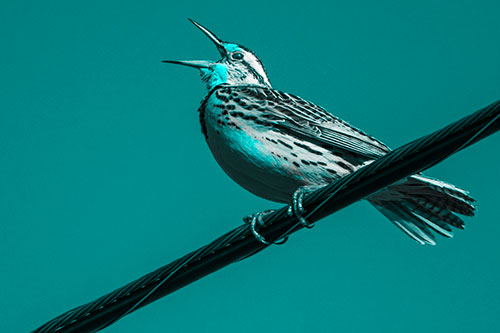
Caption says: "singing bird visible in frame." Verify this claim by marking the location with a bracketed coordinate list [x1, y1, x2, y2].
[164, 19, 475, 245]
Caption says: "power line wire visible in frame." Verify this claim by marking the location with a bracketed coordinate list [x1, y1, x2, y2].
[34, 99, 500, 332]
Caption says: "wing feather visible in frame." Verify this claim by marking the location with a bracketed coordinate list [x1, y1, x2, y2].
[232, 85, 390, 159]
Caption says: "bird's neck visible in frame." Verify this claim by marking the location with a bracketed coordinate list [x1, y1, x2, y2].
[200, 64, 271, 90]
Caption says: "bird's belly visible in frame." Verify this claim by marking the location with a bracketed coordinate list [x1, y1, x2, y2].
[205, 125, 305, 203]
[204, 120, 360, 203]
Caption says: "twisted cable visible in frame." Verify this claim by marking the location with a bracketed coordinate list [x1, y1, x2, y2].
[34, 99, 500, 332]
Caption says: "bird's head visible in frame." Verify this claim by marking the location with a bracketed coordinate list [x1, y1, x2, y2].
[163, 19, 272, 91]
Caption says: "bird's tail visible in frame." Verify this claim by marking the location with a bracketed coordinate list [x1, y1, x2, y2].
[368, 174, 476, 245]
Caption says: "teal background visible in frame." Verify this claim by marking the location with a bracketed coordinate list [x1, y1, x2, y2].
[1, 1, 500, 332]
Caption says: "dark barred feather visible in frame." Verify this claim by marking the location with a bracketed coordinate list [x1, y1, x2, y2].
[370, 174, 475, 245]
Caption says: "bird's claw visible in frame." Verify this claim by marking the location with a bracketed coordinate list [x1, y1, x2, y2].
[288, 185, 324, 228]
[244, 210, 288, 245]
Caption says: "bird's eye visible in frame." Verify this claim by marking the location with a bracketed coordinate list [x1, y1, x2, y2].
[231, 52, 244, 60]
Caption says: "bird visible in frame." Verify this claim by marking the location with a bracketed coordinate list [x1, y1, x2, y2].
[163, 19, 476, 245]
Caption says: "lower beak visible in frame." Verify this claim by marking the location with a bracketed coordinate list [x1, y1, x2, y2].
[162, 60, 211, 69]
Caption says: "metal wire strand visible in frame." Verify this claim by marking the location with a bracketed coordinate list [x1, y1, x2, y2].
[34, 99, 500, 332]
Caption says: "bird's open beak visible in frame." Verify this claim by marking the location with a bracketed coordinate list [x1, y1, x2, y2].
[162, 19, 226, 68]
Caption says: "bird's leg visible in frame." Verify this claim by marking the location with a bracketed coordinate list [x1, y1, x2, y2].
[288, 184, 326, 228]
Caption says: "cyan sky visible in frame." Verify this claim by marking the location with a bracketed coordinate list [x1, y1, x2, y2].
[1, 1, 500, 332]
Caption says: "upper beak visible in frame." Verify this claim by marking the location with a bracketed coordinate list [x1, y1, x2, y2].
[188, 18, 226, 57]
[162, 19, 227, 68]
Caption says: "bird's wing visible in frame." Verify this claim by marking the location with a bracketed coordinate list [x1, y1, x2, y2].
[233, 86, 391, 159]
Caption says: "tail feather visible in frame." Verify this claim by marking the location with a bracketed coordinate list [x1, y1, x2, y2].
[369, 174, 475, 245]
[405, 174, 475, 216]
[375, 201, 437, 245]
[411, 211, 454, 238]
[408, 198, 466, 230]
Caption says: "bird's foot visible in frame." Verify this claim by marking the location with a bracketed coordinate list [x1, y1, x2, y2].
[287, 185, 326, 228]
[243, 209, 275, 225]
[244, 210, 288, 245]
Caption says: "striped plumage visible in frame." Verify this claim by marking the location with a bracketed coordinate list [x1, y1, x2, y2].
[199, 85, 386, 202]
[165, 20, 476, 245]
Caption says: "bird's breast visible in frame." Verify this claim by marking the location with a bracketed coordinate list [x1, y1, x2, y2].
[200, 92, 307, 202]
[203, 92, 280, 172]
